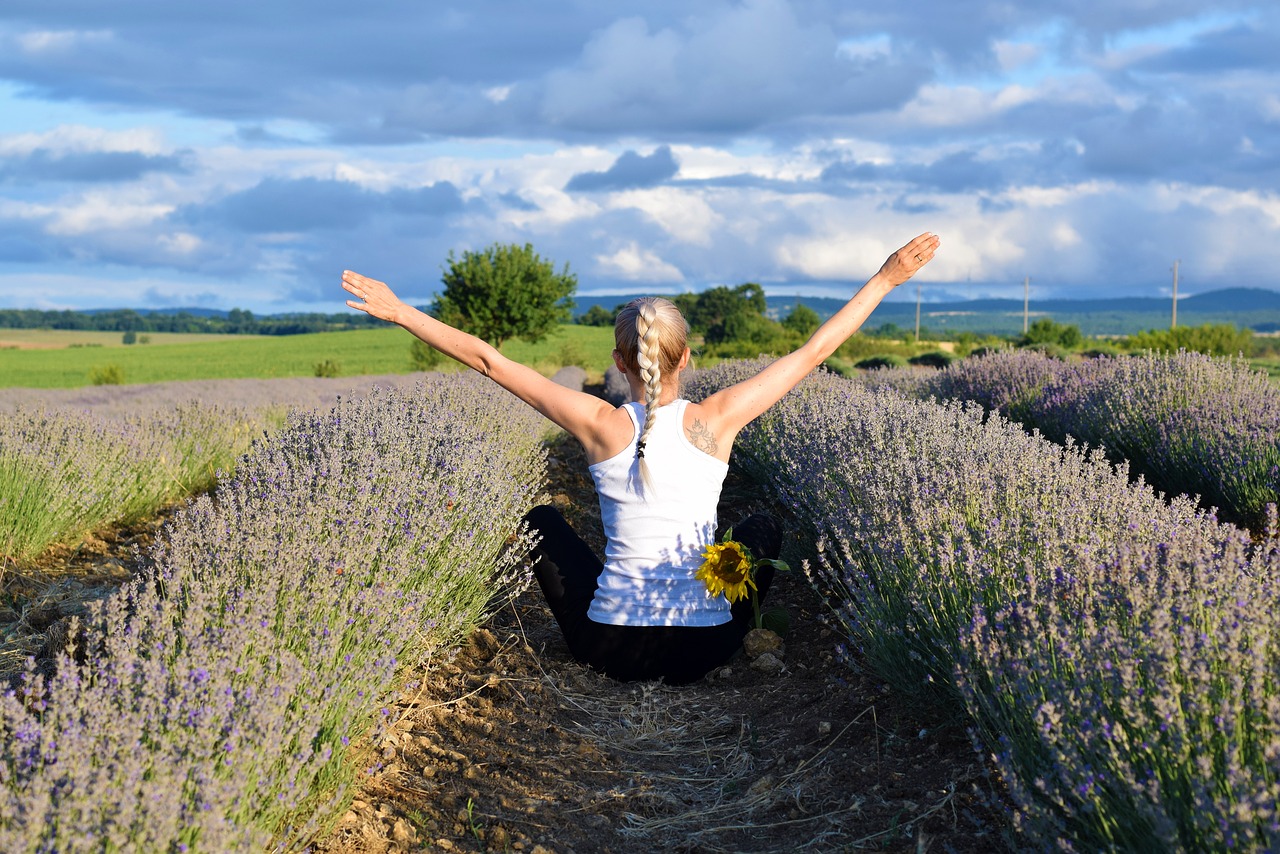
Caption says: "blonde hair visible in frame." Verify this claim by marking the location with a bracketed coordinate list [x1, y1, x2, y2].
[614, 297, 689, 491]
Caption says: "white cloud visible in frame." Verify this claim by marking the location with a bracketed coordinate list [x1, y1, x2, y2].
[607, 187, 721, 246]
[0, 124, 171, 156]
[46, 191, 172, 235]
[594, 242, 684, 283]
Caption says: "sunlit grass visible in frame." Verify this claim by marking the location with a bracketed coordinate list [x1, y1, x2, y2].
[0, 324, 617, 389]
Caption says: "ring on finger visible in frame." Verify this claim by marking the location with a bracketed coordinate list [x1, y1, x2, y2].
[914, 254, 923, 262]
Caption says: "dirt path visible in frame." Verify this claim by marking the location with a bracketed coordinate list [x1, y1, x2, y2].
[316, 436, 1003, 853]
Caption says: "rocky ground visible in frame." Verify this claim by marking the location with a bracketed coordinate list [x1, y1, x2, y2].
[1, 433, 1007, 854]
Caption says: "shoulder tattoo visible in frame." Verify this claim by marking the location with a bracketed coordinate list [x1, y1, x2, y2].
[686, 418, 719, 455]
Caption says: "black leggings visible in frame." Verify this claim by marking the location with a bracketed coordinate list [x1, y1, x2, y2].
[522, 505, 781, 684]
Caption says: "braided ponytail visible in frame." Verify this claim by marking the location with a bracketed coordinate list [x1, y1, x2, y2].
[634, 302, 663, 490]
[614, 297, 690, 494]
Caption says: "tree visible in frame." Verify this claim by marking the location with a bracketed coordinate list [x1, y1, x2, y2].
[435, 243, 576, 349]
[674, 282, 768, 344]
[1018, 317, 1082, 350]
[782, 302, 821, 337]
[577, 304, 615, 327]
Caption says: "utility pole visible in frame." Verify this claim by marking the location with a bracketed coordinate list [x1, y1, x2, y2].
[915, 281, 922, 343]
[1171, 259, 1180, 329]
[1023, 276, 1030, 335]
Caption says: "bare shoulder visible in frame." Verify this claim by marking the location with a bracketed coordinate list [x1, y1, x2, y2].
[682, 401, 733, 462]
[583, 402, 646, 465]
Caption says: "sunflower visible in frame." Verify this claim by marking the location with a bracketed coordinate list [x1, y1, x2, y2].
[695, 539, 758, 603]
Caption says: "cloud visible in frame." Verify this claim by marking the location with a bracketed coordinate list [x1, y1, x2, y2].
[0, 148, 190, 184]
[594, 242, 684, 283]
[181, 176, 463, 234]
[566, 145, 679, 191]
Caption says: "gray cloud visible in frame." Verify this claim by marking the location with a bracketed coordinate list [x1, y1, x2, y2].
[179, 177, 463, 233]
[566, 146, 678, 191]
[0, 148, 191, 184]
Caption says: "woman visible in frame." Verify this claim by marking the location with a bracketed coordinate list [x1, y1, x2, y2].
[342, 231, 939, 683]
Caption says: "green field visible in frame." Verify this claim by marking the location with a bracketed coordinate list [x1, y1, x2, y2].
[0, 325, 617, 388]
[0, 329, 264, 349]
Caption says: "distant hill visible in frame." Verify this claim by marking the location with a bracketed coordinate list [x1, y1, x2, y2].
[574, 287, 1280, 337]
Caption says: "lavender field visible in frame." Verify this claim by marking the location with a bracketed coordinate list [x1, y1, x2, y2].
[0, 374, 430, 563]
[880, 349, 1280, 532]
[688, 359, 1280, 851]
[0, 374, 546, 850]
[2, 352, 1278, 850]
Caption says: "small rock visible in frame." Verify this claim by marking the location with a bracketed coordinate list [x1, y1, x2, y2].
[531, 845, 555, 854]
[742, 628, 783, 660]
[339, 810, 359, 825]
[391, 818, 414, 844]
[436, 839, 455, 851]
[602, 365, 630, 406]
[551, 365, 587, 391]
[488, 826, 510, 849]
[747, 774, 778, 796]
[816, 720, 832, 737]
[750, 651, 785, 674]
[716, 666, 733, 679]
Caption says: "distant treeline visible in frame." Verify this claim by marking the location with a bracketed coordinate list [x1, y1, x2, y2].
[0, 307, 412, 336]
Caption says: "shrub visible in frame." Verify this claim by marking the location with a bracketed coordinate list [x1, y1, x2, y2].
[686, 360, 1280, 851]
[0, 404, 260, 562]
[89, 364, 124, 385]
[854, 354, 907, 371]
[409, 339, 443, 371]
[313, 359, 342, 378]
[920, 349, 1280, 531]
[1124, 322, 1252, 356]
[907, 351, 954, 369]
[0, 376, 546, 850]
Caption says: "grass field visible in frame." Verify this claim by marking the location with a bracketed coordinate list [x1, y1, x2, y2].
[0, 325, 617, 388]
[0, 329, 265, 349]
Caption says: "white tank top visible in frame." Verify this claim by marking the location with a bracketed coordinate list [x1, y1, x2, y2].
[586, 399, 731, 627]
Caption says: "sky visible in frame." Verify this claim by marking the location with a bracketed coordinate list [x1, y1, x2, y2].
[0, 1, 1278, 314]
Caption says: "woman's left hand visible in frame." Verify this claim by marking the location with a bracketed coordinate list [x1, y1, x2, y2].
[875, 232, 941, 288]
[342, 270, 403, 324]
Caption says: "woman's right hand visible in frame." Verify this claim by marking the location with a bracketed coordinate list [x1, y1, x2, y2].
[342, 270, 404, 325]
[875, 232, 940, 288]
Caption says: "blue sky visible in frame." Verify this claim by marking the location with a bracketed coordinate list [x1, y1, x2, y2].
[0, 1, 1277, 314]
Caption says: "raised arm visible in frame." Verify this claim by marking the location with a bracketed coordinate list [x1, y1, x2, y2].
[698, 232, 940, 438]
[341, 270, 616, 449]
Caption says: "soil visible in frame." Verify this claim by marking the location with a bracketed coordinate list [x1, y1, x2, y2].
[2, 435, 1007, 854]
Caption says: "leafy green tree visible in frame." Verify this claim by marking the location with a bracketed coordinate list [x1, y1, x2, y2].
[674, 282, 767, 344]
[782, 303, 821, 337]
[122, 330, 137, 345]
[435, 243, 576, 349]
[1019, 317, 1083, 350]
[577, 304, 615, 327]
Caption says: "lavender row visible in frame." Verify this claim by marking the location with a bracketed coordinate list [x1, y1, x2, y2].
[888, 349, 1280, 531]
[0, 375, 546, 851]
[686, 361, 1280, 851]
[0, 403, 260, 562]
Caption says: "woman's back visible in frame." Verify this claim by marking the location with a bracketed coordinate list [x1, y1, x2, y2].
[587, 400, 729, 627]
